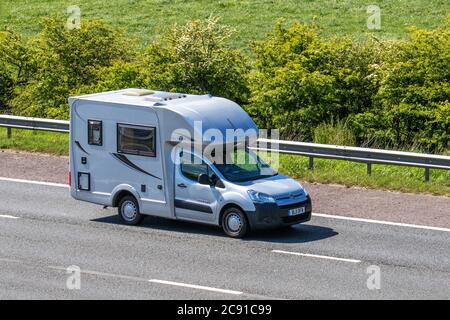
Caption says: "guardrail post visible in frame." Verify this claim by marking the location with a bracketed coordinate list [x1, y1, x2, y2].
[7, 127, 11, 139]
[308, 156, 314, 170]
[367, 163, 372, 176]
[424, 167, 430, 182]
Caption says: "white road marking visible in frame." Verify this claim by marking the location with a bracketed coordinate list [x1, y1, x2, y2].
[149, 279, 243, 295]
[48, 266, 148, 282]
[0, 214, 19, 219]
[0, 257, 23, 263]
[0, 177, 69, 188]
[49, 266, 242, 295]
[1, 176, 449, 233]
[272, 250, 361, 263]
[48, 266, 148, 281]
[313, 212, 450, 233]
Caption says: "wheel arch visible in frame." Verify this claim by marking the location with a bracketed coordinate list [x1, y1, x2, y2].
[219, 203, 249, 227]
[111, 184, 140, 207]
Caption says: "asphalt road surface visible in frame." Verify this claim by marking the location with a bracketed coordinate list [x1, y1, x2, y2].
[0, 179, 449, 299]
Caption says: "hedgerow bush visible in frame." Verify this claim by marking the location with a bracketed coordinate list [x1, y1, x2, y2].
[140, 16, 250, 105]
[246, 21, 382, 140]
[74, 61, 146, 95]
[313, 120, 356, 146]
[6, 17, 135, 119]
[0, 16, 448, 153]
[351, 17, 450, 152]
[0, 31, 30, 112]
[0, 63, 13, 111]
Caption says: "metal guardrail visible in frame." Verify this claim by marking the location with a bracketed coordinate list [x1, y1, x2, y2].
[1, 115, 449, 181]
[0, 115, 70, 134]
[254, 139, 450, 181]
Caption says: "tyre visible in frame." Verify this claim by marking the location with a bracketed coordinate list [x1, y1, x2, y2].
[118, 195, 144, 226]
[221, 207, 249, 238]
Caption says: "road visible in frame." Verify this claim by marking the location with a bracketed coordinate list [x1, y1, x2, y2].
[0, 179, 449, 299]
[2, 149, 450, 228]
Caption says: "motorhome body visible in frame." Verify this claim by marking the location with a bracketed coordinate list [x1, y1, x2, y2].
[69, 89, 311, 237]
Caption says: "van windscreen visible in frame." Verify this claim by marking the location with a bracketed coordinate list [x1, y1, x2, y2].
[213, 148, 277, 182]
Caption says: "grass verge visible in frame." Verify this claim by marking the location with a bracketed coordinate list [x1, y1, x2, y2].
[0, 128, 69, 156]
[1, 128, 449, 196]
[272, 154, 450, 196]
[1, 0, 449, 48]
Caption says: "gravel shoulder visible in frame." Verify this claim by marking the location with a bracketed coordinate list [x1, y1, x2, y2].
[1, 149, 449, 228]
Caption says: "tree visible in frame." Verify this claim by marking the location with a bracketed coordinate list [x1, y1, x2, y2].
[10, 17, 135, 118]
[0, 31, 30, 111]
[140, 16, 250, 105]
[247, 21, 381, 140]
[358, 17, 450, 152]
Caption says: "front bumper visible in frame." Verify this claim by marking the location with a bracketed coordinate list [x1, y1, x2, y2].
[246, 195, 312, 230]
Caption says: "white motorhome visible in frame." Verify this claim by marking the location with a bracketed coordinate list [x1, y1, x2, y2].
[69, 89, 311, 238]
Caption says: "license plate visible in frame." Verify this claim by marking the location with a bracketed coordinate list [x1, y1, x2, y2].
[288, 206, 305, 216]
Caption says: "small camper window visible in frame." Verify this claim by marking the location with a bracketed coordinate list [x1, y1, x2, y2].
[117, 124, 156, 157]
[88, 120, 102, 146]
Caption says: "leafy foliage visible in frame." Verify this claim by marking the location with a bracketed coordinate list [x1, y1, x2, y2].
[352, 17, 450, 152]
[0, 31, 30, 111]
[140, 16, 250, 104]
[0, 16, 448, 153]
[313, 120, 356, 146]
[247, 19, 449, 152]
[8, 17, 135, 118]
[247, 21, 381, 140]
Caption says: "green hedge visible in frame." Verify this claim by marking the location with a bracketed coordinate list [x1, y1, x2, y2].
[0, 16, 448, 153]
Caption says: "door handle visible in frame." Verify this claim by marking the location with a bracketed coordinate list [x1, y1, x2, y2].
[177, 183, 187, 188]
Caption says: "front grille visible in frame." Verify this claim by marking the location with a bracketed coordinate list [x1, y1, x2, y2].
[278, 196, 311, 210]
[273, 190, 304, 201]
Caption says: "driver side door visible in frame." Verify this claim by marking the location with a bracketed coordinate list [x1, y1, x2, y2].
[174, 152, 219, 223]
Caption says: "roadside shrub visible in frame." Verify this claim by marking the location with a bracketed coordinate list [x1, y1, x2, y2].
[0, 31, 31, 111]
[313, 120, 356, 146]
[1, 15, 448, 154]
[10, 17, 135, 119]
[353, 17, 450, 152]
[247, 21, 381, 140]
[140, 16, 250, 104]
[73, 61, 146, 95]
[0, 63, 13, 111]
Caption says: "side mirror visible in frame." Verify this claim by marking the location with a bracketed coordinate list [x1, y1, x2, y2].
[210, 174, 225, 188]
[198, 173, 211, 185]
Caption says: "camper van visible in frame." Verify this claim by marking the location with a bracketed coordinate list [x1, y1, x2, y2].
[69, 89, 311, 238]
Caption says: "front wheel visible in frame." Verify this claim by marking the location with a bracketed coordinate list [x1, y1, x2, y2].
[118, 195, 144, 226]
[221, 207, 249, 238]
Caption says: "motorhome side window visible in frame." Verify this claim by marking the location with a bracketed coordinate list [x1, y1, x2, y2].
[88, 120, 102, 146]
[117, 124, 156, 157]
[180, 153, 213, 181]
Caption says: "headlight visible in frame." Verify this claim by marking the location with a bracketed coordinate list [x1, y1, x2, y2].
[247, 190, 275, 203]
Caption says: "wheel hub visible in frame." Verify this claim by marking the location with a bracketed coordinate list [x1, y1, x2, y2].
[122, 201, 137, 220]
[227, 213, 242, 232]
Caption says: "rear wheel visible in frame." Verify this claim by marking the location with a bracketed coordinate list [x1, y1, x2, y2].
[221, 207, 249, 238]
[118, 195, 144, 225]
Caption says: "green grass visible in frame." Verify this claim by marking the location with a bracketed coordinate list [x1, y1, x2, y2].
[0, 128, 69, 155]
[273, 154, 450, 196]
[1, 0, 449, 48]
[1, 128, 449, 196]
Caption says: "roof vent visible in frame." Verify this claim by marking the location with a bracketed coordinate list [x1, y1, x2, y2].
[152, 92, 187, 101]
[122, 89, 155, 96]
